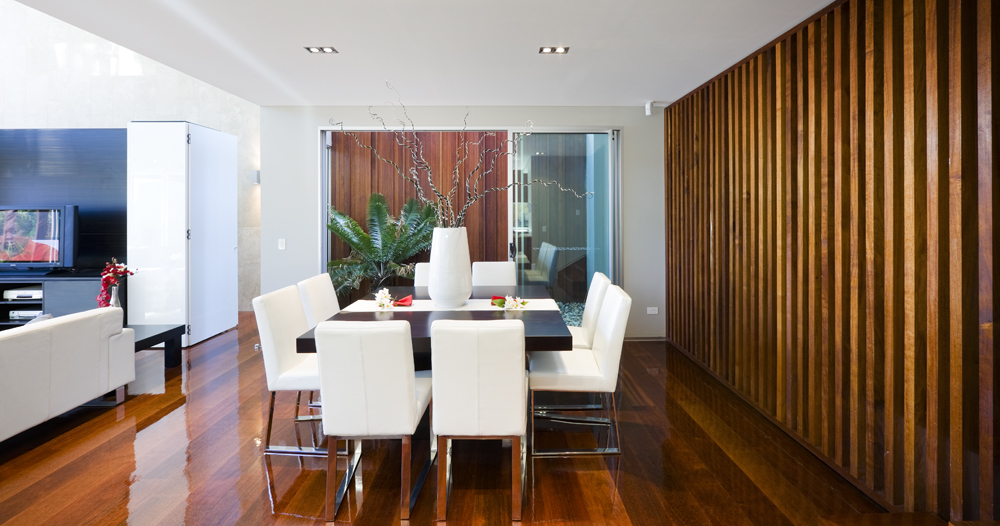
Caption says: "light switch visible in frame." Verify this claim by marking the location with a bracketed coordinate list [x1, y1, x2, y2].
[278, 238, 286, 250]
[647, 307, 658, 315]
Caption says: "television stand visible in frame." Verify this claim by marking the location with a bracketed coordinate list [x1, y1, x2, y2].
[0, 270, 111, 331]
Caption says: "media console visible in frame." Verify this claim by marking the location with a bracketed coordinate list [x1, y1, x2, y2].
[0, 271, 108, 331]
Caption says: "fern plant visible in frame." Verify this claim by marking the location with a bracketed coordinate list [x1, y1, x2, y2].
[327, 193, 436, 294]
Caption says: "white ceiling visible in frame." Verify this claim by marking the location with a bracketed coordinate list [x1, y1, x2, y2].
[17, 0, 829, 107]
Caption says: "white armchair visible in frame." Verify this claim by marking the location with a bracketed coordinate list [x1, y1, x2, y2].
[471, 261, 517, 287]
[314, 320, 434, 521]
[528, 285, 631, 456]
[431, 319, 527, 521]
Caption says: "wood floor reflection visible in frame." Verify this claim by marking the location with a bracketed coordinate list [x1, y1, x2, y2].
[0, 313, 883, 525]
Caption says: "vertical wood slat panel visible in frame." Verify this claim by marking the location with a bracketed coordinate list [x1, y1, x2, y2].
[662, 0, 996, 520]
[776, 39, 788, 424]
[976, 0, 996, 519]
[924, 0, 947, 515]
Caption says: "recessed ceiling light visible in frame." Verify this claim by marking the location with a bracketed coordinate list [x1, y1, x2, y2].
[539, 46, 568, 54]
[540, 47, 552, 53]
[305, 46, 338, 54]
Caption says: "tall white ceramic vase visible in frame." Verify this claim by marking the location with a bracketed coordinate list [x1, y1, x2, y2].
[427, 227, 472, 308]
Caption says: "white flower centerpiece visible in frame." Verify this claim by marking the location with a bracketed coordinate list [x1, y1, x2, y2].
[375, 288, 394, 310]
[491, 295, 528, 310]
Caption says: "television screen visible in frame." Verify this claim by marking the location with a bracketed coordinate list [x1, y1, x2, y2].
[0, 209, 61, 264]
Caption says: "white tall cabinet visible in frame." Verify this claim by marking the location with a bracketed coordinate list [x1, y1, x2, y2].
[127, 121, 238, 347]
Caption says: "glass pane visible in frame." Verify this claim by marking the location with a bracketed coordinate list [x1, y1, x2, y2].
[511, 133, 614, 326]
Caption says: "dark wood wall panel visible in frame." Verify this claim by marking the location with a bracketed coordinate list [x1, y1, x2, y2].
[328, 131, 508, 285]
[662, 0, 998, 520]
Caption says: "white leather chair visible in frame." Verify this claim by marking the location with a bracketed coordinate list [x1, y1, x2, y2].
[252, 285, 324, 457]
[413, 262, 431, 287]
[528, 285, 631, 456]
[431, 319, 527, 521]
[296, 273, 341, 409]
[569, 272, 612, 349]
[471, 261, 517, 287]
[522, 242, 551, 282]
[315, 320, 434, 521]
[296, 273, 341, 329]
[524, 243, 559, 288]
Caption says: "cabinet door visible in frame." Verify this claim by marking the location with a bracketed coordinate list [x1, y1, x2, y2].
[187, 124, 237, 345]
[126, 122, 189, 330]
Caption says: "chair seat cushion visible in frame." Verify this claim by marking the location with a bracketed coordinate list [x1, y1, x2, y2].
[529, 349, 604, 391]
[568, 326, 590, 349]
[272, 354, 320, 391]
[413, 370, 433, 431]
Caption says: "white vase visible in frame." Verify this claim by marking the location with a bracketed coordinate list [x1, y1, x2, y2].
[427, 227, 472, 308]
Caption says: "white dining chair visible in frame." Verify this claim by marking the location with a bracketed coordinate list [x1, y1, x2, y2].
[252, 285, 325, 457]
[431, 319, 527, 521]
[528, 285, 631, 456]
[569, 272, 611, 349]
[296, 273, 341, 409]
[314, 320, 434, 521]
[525, 243, 559, 288]
[522, 242, 551, 282]
[296, 273, 341, 329]
[471, 261, 517, 287]
[413, 262, 431, 287]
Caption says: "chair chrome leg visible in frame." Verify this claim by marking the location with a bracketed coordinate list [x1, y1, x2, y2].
[401, 435, 411, 520]
[264, 391, 328, 457]
[436, 436, 450, 521]
[530, 389, 621, 457]
[327, 439, 362, 522]
[512, 436, 522, 521]
[265, 391, 276, 450]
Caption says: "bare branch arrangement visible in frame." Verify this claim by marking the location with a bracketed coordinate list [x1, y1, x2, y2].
[329, 82, 591, 228]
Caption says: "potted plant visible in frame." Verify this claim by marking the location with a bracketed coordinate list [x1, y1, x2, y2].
[327, 193, 435, 295]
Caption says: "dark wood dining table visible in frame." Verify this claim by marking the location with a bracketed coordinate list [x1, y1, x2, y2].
[295, 285, 572, 354]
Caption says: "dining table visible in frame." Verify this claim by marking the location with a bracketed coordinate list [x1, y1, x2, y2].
[295, 285, 572, 354]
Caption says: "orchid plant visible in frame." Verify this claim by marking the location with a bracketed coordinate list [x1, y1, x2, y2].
[330, 82, 591, 228]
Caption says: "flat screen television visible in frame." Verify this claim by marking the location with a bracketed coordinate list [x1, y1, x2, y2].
[0, 206, 78, 271]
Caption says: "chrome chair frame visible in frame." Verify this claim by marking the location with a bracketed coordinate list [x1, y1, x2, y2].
[530, 389, 621, 457]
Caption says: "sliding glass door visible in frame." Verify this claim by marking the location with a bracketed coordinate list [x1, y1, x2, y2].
[510, 131, 618, 318]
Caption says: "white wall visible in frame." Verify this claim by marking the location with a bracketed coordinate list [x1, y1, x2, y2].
[0, 0, 261, 310]
[261, 106, 665, 338]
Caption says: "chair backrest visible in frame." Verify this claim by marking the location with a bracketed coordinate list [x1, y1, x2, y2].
[431, 319, 526, 437]
[252, 286, 311, 391]
[578, 272, 612, 348]
[296, 273, 341, 329]
[535, 243, 551, 273]
[590, 285, 632, 393]
[542, 245, 559, 286]
[471, 261, 516, 287]
[413, 262, 431, 287]
[314, 320, 419, 437]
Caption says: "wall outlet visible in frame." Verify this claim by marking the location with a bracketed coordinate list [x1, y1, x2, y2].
[542, 225, 547, 233]
[278, 238, 286, 250]
[647, 307, 658, 315]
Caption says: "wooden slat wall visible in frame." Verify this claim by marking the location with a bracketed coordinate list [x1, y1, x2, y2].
[662, 0, 998, 520]
[328, 131, 508, 297]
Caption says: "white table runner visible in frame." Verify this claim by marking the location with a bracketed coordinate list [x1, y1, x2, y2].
[342, 298, 560, 313]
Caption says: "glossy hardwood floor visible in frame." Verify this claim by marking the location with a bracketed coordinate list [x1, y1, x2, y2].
[0, 312, 885, 525]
